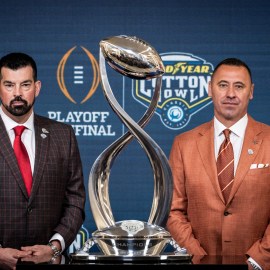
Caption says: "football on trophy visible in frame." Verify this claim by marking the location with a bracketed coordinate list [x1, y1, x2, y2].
[100, 35, 165, 80]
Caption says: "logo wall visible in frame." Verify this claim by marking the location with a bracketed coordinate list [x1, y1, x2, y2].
[132, 52, 214, 130]
[53, 50, 214, 136]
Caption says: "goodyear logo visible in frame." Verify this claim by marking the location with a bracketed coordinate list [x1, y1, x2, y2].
[68, 225, 89, 254]
[57, 46, 100, 104]
[132, 52, 214, 130]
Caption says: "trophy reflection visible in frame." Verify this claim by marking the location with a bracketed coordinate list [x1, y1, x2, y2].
[73, 35, 190, 260]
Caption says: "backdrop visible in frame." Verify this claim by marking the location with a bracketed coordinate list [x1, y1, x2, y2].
[1, 0, 270, 253]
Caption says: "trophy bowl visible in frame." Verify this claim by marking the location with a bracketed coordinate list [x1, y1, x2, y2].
[92, 220, 171, 256]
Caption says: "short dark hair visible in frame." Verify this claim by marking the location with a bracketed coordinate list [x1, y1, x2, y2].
[0, 52, 37, 81]
[212, 58, 252, 82]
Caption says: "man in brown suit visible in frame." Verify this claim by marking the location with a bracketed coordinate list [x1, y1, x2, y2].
[167, 58, 270, 270]
[0, 52, 86, 269]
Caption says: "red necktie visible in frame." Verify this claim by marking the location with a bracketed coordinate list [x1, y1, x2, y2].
[13, 126, 32, 196]
[217, 129, 234, 203]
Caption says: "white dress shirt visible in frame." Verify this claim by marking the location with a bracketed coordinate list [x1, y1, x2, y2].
[214, 114, 248, 175]
[0, 107, 35, 173]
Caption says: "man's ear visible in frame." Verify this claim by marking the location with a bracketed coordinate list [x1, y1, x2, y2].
[34, 80, 41, 97]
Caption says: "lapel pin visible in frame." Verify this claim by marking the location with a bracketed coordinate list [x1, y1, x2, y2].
[42, 128, 49, 133]
[248, 149, 254, 155]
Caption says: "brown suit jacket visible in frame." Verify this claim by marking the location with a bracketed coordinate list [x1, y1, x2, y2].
[167, 115, 270, 269]
[0, 114, 85, 250]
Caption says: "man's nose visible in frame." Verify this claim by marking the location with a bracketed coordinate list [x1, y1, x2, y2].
[226, 86, 236, 97]
[13, 85, 22, 95]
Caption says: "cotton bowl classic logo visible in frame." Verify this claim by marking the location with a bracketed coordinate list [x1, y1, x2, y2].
[57, 46, 100, 104]
[132, 53, 214, 130]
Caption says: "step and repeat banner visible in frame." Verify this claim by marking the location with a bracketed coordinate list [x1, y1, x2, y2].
[1, 0, 270, 252]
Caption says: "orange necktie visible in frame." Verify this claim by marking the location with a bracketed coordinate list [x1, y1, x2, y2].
[217, 129, 234, 203]
[13, 126, 32, 196]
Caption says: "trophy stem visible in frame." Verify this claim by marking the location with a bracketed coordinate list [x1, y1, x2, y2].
[91, 50, 172, 229]
[89, 64, 161, 231]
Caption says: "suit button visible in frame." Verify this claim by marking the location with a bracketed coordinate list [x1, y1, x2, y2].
[224, 211, 230, 216]
[27, 207, 32, 213]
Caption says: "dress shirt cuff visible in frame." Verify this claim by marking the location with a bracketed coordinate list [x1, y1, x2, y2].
[60, 255, 65, 264]
[248, 257, 262, 270]
[50, 233, 65, 252]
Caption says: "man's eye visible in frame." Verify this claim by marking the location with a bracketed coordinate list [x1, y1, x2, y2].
[22, 83, 31, 87]
[218, 83, 227, 88]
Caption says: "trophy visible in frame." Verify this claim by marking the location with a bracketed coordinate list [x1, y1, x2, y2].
[72, 35, 191, 262]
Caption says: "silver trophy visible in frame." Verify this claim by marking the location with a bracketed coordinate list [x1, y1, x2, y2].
[72, 35, 191, 262]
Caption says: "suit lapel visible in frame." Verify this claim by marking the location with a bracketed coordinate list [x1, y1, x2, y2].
[30, 116, 50, 201]
[0, 117, 29, 197]
[227, 116, 262, 203]
[197, 121, 225, 202]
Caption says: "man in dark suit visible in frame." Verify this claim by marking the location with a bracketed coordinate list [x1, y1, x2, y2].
[167, 58, 270, 270]
[0, 52, 86, 269]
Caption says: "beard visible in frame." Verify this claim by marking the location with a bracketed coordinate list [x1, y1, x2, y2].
[2, 96, 34, 116]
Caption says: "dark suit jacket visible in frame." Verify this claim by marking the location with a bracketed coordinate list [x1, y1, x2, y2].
[167, 115, 270, 269]
[0, 114, 85, 250]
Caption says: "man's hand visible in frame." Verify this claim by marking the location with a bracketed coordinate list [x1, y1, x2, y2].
[20, 243, 61, 264]
[0, 247, 32, 270]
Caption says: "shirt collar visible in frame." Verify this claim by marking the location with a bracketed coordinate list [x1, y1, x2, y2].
[214, 114, 248, 138]
[0, 106, 34, 132]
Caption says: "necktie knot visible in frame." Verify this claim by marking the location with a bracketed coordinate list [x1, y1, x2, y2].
[14, 126, 26, 137]
[223, 129, 231, 140]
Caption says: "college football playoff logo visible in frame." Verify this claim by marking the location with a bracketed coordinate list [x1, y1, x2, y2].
[57, 46, 100, 104]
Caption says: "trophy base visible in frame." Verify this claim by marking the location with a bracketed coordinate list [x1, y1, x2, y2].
[70, 253, 193, 264]
[74, 220, 189, 257]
